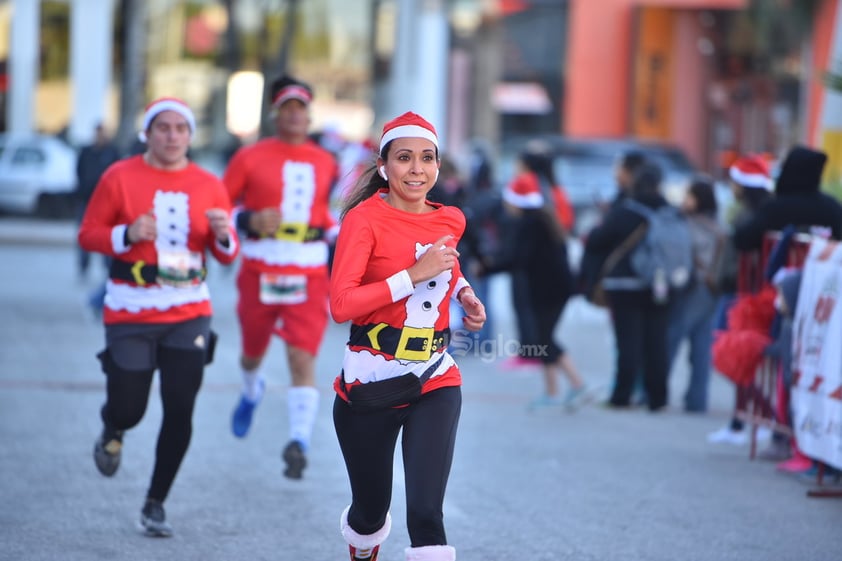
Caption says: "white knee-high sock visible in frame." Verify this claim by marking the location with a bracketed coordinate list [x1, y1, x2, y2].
[288, 386, 319, 449]
[241, 366, 265, 401]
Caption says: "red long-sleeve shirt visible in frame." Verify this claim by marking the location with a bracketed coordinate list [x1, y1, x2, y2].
[329, 191, 471, 399]
[223, 138, 338, 276]
[78, 155, 238, 324]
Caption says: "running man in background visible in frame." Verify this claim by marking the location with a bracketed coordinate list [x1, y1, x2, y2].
[224, 74, 339, 480]
[78, 97, 238, 536]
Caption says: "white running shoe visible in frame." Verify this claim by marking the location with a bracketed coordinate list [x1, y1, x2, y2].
[706, 426, 749, 446]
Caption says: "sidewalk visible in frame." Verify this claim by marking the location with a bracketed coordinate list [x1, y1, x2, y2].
[0, 217, 76, 246]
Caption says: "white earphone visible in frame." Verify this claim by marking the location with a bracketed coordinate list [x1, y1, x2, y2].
[378, 165, 388, 181]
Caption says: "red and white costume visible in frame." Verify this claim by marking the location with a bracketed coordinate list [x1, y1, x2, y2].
[223, 137, 338, 355]
[330, 190, 471, 399]
[78, 156, 238, 325]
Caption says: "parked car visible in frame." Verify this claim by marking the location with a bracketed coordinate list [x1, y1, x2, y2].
[0, 133, 78, 217]
[496, 135, 729, 236]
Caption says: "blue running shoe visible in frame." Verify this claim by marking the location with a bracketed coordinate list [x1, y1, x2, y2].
[231, 394, 260, 438]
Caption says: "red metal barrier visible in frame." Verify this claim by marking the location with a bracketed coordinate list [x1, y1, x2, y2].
[734, 231, 812, 459]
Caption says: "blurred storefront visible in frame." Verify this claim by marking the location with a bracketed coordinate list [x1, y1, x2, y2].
[1, 0, 376, 148]
[563, 0, 835, 176]
[1, 0, 838, 183]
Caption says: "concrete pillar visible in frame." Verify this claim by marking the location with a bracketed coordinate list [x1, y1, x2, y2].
[389, 0, 449, 150]
[69, 0, 116, 146]
[7, 0, 40, 135]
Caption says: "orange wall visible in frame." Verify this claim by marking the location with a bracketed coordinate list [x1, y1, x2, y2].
[671, 11, 708, 167]
[564, 0, 635, 137]
[808, 0, 840, 146]
[565, 0, 746, 143]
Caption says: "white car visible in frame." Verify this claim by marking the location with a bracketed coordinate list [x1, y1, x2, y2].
[0, 133, 78, 216]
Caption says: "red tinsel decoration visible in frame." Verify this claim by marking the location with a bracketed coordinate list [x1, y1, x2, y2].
[726, 285, 777, 333]
[712, 329, 772, 386]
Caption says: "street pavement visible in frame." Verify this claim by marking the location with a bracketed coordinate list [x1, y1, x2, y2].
[0, 218, 840, 561]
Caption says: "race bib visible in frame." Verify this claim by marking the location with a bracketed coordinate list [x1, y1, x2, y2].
[260, 273, 307, 304]
[156, 249, 204, 287]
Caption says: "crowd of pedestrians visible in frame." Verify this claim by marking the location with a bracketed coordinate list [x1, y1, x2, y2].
[71, 74, 842, 557]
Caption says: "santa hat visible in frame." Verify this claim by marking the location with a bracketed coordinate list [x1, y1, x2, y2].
[138, 97, 196, 142]
[379, 111, 438, 154]
[729, 155, 771, 190]
[269, 75, 313, 109]
[503, 173, 544, 209]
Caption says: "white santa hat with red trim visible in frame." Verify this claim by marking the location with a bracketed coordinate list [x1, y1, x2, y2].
[138, 97, 196, 142]
[379, 111, 438, 154]
[729, 155, 771, 190]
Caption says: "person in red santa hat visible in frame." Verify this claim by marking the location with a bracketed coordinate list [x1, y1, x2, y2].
[78, 96, 239, 536]
[330, 111, 486, 561]
[706, 154, 774, 445]
[223, 74, 339, 480]
[482, 145, 587, 410]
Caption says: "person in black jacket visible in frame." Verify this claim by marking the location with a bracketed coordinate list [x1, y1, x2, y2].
[75, 123, 120, 280]
[481, 149, 587, 409]
[582, 163, 672, 411]
[733, 145, 842, 251]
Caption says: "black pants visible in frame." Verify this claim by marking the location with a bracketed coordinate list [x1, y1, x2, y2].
[608, 290, 669, 409]
[528, 288, 569, 364]
[100, 317, 209, 502]
[333, 385, 461, 547]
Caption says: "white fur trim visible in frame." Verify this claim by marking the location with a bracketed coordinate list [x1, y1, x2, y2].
[380, 125, 438, 153]
[138, 99, 196, 142]
[340, 505, 392, 549]
[112, 224, 130, 254]
[271, 85, 312, 108]
[387, 269, 415, 302]
[729, 166, 771, 190]
[405, 545, 456, 561]
[503, 187, 544, 209]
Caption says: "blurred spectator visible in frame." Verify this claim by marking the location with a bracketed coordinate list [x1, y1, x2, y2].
[578, 150, 647, 298]
[75, 123, 120, 282]
[582, 163, 672, 411]
[707, 155, 774, 445]
[428, 155, 467, 208]
[734, 145, 842, 251]
[666, 176, 726, 413]
[483, 148, 586, 409]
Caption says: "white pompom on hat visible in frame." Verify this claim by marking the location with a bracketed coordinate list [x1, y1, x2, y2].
[138, 97, 196, 142]
[379, 111, 438, 154]
[729, 155, 771, 190]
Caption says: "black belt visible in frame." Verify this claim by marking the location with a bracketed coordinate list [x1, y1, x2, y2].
[349, 323, 450, 362]
[237, 213, 325, 242]
[109, 259, 206, 286]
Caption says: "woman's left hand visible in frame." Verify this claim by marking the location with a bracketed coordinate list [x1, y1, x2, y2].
[460, 292, 486, 332]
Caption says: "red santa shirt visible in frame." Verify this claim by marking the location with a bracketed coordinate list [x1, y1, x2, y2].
[329, 191, 472, 400]
[78, 155, 238, 325]
[224, 138, 339, 276]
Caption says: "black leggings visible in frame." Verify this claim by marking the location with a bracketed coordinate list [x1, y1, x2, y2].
[99, 318, 209, 503]
[333, 385, 461, 547]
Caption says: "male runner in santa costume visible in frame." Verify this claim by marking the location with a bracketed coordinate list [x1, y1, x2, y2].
[224, 74, 339, 479]
[79, 97, 238, 536]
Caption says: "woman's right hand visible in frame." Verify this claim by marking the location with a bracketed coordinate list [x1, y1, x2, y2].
[407, 234, 458, 285]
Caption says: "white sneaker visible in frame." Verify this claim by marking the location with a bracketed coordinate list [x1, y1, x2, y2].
[706, 426, 748, 446]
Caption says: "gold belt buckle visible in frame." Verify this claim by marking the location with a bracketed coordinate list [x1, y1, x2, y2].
[274, 222, 308, 242]
[395, 326, 434, 361]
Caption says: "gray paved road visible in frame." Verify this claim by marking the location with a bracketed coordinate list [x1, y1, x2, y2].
[0, 219, 839, 561]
